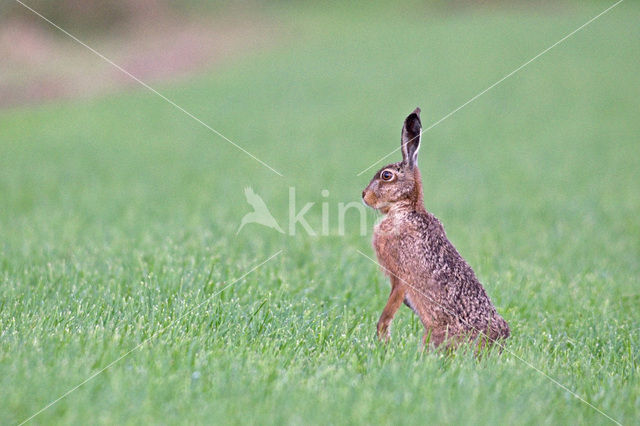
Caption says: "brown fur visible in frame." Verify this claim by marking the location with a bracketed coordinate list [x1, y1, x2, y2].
[362, 108, 510, 349]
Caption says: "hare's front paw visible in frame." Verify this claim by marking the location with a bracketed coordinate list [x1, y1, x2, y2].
[376, 319, 391, 342]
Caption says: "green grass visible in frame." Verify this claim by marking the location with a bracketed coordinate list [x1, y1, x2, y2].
[1, 1, 639, 424]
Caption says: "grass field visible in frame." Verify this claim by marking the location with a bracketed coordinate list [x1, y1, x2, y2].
[1, 1, 639, 424]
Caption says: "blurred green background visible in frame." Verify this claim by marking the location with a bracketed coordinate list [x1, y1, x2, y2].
[1, 1, 639, 424]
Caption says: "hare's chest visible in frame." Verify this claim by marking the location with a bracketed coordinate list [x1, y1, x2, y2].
[372, 218, 403, 273]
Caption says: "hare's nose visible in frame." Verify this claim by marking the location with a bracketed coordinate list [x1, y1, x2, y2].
[362, 190, 366, 199]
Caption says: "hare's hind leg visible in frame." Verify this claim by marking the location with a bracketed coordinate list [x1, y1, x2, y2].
[377, 277, 405, 342]
[422, 329, 447, 349]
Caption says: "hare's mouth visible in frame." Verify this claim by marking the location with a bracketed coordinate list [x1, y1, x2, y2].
[363, 193, 392, 214]
[362, 191, 377, 209]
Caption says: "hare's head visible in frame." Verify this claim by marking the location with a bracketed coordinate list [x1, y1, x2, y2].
[362, 108, 423, 213]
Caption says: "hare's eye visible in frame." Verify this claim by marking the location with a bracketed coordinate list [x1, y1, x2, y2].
[381, 170, 394, 181]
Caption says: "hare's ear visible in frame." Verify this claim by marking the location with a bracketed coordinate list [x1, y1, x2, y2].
[401, 107, 422, 168]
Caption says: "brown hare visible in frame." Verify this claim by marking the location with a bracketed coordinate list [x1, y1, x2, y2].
[362, 108, 510, 349]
